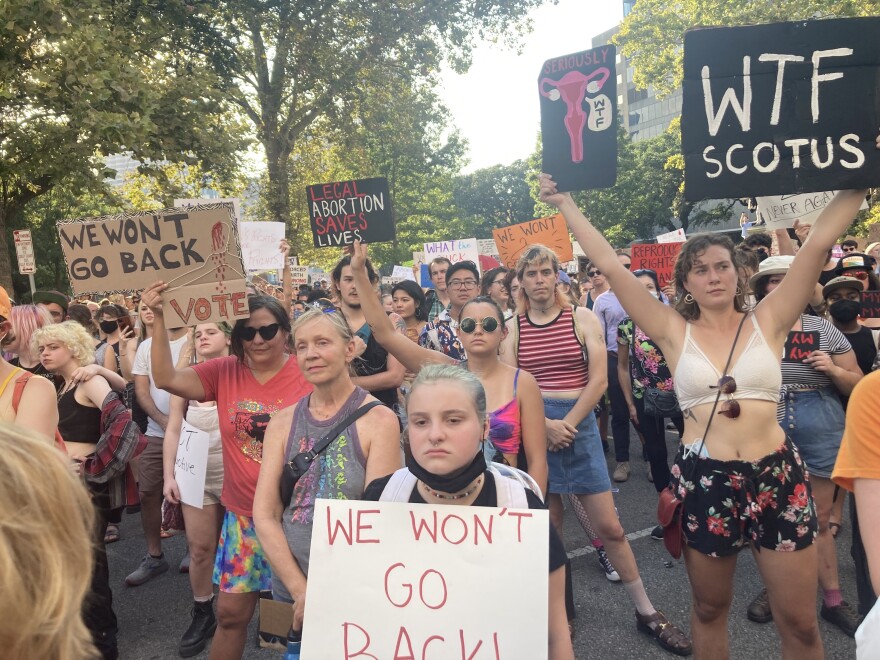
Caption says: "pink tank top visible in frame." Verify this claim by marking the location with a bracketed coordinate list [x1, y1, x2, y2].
[516, 307, 590, 391]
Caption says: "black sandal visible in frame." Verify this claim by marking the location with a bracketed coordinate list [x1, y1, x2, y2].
[636, 610, 693, 656]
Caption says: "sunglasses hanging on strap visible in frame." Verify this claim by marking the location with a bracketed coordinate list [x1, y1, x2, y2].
[657, 312, 749, 559]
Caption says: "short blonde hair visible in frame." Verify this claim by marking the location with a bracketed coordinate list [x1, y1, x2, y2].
[32, 321, 96, 366]
[291, 308, 353, 345]
[0, 423, 97, 659]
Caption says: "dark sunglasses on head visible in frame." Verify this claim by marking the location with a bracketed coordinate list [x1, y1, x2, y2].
[239, 323, 280, 341]
[459, 316, 499, 334]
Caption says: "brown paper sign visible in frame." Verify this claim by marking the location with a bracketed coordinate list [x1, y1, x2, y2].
[57, 203, 248, 326]
[492, 214, 573, 269]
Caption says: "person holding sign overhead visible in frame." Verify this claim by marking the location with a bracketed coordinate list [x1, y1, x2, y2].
[252, 308, 402, 643]
[744, 257, 863, 636]
[140, 283, 312, 660]
[162, 322, 231, 657]
[540, 151, 874, 657]
[361, 364, 574, 660]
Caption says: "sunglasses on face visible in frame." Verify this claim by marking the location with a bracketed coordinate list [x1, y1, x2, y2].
[239, 323, 280, 341]
[847, 270, 869, 281]
[588, 270, 602, 277]
[711, 376, 741, 419]
[459, 316, 499, 333]
[842, 246, 856, 253]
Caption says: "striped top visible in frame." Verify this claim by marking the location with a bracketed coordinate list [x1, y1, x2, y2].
[516, 307, 590, 391]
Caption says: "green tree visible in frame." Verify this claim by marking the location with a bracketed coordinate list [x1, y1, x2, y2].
[616, 0, 880, 98]
[0, 0, 247, 294]
[183, 0, 545, 255]
[453, 160, 536, 239]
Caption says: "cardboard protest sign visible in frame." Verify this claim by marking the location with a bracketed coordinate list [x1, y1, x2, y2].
[423, 238, 480, 272]
[540, 46, 617, 192]
[657, 228, 687, 244]
[682, 17, 880, 200]
[175, 197, 242, 224]
[57, 203, 248, 327]
[757, 191, 869, 229]
[238, 222, 285, 272]
[492, 215, 573, 269]
[631, 243, 683, 288]
[868, 223, 880, 245]
[289, 262, 309, 287]
[307, 177, 394, 247]
[862, 291, 880, 319]
[174, 419, 209, 508]
[783, 331, 820, 362]
[302, 499, 549, 659]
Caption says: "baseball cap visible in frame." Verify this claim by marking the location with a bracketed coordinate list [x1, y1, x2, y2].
[557, 270, 571, 286]
[0, 286, 11, 319]
[33, 290, 70, 312]
[835, 253, 876, 275]
[822, 276, 864, 300]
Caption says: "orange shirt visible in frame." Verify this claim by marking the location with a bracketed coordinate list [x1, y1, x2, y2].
[832, 370, 880, 493]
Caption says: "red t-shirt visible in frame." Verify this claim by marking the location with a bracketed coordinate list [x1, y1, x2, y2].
[192, 355, 312, 516]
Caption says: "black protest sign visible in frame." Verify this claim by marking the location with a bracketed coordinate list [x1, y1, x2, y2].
[307, 177, 394, 248]
[539, 46, 617, 192]
[783, 331, 820, 362]
[682, 17, 880, 201]
[862, 291, 880, 319]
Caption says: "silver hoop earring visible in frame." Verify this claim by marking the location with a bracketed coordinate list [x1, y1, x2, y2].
[684, 293, 694, 304]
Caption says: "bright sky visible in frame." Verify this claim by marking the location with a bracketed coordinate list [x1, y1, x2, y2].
[439, 0, 622, 172]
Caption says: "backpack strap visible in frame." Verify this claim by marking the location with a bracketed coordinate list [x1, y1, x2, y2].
[487, 465, 531, 508]
[379, 468, 419, 502]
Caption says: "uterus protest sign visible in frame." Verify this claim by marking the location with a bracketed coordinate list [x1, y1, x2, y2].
[307, 177, 394, 247]
[302, 499, 548, 659]
[682, 17, 880, 201]
[539, 45, 617, 192]
[57, 203, 249, 327]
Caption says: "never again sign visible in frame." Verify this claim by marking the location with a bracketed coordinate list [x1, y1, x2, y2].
[57, 204, 248, 327]
[682, 17, 880, 200]
[307, 177, 394, 247]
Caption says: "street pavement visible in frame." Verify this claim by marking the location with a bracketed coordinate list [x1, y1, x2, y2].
[111, 426, 859, 659]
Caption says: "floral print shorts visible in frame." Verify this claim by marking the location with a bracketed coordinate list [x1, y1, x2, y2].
[671, 438, 818, 557]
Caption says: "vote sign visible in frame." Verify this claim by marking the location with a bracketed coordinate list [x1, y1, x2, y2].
[307, 177, 394, 248]
[682, 17, 880, 200]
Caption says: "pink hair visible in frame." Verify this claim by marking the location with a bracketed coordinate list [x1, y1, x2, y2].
[8, 305, 53, 357]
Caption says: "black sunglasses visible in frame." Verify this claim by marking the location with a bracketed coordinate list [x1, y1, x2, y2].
[588, 269, 602, 277]
[239, 323, 280, 341]
[459, 316, 499, 333]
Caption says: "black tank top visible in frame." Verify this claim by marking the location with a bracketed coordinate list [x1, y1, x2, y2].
[57, 386, 102, 443]
[353, 325, 397, 409]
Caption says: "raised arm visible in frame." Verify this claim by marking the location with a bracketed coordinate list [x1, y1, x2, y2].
[349, 241, 452, 372]
[280, 239, 292, 316]
[140, 281, 206, 401]
[538, 175, 681, 347]
[759, 189, 869, 339]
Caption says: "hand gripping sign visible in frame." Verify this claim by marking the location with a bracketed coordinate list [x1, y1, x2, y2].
[57, 203, 249, 326]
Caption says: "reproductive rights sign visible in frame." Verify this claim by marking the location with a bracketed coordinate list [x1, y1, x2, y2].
[539, 45, 617, 192]
[302, 499, 548, 659]
[57, 203, 249, 327]
[307, 177, 394, 247]
[682, 17, 880, 201]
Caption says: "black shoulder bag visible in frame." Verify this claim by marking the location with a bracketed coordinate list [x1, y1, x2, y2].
[279, 400, 382, 507]
[657, 313, 748, 559]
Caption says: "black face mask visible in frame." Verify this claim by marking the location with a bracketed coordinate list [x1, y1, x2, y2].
[99, 320, 118, 334]
[406, 448, 486, 495]
[828, 299, 861, 323]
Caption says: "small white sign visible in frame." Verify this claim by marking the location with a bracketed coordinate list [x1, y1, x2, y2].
[757, 191, 869, 230]
[477, 238, 500, 257]
[391, 265, 416, 282]
[13, 229, 35, 275]
[656, 228, 687, 244]
[239, 222, 286, 272]
[302, 499, 549, 659]
[174, 419, 209, 509]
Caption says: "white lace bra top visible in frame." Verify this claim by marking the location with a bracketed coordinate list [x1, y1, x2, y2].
[674, 314, 781, 411]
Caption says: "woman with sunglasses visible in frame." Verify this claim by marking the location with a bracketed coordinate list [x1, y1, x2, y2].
[349, 242, 548, 491]
[140, 282, 312, 660]
[540, 165, 874, 658]
[361, 364, 574, 660]
[253, 308, 402, 644]
[742, 257, 863, 636]
[481, 266, 511, 313]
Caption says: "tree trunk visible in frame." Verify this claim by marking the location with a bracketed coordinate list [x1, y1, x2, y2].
[264, 137, 293, 243]
[0, 204, 19, 297]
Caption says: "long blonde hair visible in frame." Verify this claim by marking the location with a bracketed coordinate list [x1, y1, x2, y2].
[0, 423, 97, 659]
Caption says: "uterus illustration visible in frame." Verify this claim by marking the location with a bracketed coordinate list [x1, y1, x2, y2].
[540, 68, 611, 163]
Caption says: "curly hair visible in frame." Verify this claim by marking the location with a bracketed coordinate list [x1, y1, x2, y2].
[672, 234, 746, 320]
[31, 321, 96, 366]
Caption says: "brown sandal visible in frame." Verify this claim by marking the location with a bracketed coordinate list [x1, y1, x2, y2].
[636, 610, 693, 656]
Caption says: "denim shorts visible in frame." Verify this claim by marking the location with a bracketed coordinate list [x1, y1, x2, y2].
[780, 387, 844, 479]
[544, 399, 611, 495]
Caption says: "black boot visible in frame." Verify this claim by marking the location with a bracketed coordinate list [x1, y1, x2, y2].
[179, 599, 217, 657]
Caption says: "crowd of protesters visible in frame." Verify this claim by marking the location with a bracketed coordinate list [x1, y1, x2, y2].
[3, 163, 880, 659]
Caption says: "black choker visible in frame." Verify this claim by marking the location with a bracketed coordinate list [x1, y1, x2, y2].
[406, 450, 487, 495]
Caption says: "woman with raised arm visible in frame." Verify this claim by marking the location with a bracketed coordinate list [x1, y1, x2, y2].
[139, 282, 312, 660]
[540, 168, 873, 658]
[349, 241, 548, 493]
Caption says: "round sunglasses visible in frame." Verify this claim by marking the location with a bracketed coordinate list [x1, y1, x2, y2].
[459, 316, 499, 334]
[239, 323, 280, 341]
